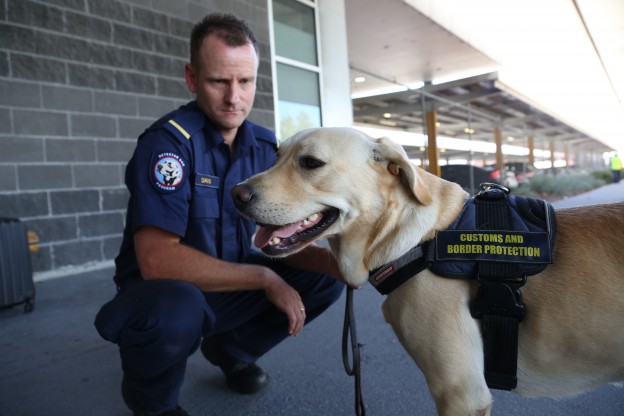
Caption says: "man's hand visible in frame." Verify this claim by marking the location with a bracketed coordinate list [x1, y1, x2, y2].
[262, 271, 306, 336]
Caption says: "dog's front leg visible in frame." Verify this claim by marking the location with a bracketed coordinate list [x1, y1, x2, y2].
[382, 273, 492, 416]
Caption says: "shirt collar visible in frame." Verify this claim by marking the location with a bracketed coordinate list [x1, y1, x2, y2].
[201, 116, 258, 152]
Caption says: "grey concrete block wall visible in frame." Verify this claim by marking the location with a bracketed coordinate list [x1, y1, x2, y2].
[0, 0, 275, 276]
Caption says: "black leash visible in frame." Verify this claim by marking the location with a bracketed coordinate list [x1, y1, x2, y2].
[342, 286, 366, 415]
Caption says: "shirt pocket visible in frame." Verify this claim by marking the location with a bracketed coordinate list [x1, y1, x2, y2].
[189, 187, 220, 219]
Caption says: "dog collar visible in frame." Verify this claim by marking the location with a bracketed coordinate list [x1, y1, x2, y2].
[368, 243, 430, 295]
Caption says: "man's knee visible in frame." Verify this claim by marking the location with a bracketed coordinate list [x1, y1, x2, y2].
[95, 280, 214, 349]
[147, 281, 213, 337]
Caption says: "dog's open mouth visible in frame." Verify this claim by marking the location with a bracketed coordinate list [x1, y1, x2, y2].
[254, 208, 339, 255]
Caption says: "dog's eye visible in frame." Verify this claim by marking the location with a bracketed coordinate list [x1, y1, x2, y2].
[299, 156, 325, 170]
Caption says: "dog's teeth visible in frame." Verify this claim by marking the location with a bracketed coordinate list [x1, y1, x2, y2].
[303, 219, 310, 226]
[307, 213, 319, 222]
[271, 237, 281, 245]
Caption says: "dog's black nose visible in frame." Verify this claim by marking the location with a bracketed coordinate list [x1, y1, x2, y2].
[230, 184, 255, 205]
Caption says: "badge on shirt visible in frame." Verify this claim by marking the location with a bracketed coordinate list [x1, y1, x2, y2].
[151, 152, 186, 192]
[195, 173, 219, 188]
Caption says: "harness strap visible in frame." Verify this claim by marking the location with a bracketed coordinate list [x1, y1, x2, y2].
[471, 186, 526, 390]
[481, 314, 521, 389]
[368, 245, 428, 295]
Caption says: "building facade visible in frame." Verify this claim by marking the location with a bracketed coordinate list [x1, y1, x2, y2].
[0, 0, 352, 278]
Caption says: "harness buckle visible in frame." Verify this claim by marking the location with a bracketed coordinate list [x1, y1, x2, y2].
[477, 182, 510, 198]
[470, 280, 526, 322]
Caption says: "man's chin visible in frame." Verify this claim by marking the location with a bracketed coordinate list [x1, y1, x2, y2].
[217, 111, 247, 126]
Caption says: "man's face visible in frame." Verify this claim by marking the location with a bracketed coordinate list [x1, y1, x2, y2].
[185, 34, 259, 142]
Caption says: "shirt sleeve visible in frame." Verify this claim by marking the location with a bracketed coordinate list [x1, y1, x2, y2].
[127, 128, 193, 238]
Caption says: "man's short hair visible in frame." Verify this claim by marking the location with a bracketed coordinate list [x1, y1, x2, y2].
[190, 13, 259, 69]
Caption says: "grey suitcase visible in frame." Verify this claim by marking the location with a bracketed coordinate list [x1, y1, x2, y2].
[0, 218, 35, 312]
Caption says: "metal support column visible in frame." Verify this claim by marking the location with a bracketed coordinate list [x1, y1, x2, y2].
[426, 109, 440, 177]
[494, 126, 504, 181]
[550, 141, 556, 174]
[564, 143, 570, 168]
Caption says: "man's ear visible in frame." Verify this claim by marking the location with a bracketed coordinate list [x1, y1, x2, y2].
[184, 63, 198, 94]
[374, 136, 432, 205]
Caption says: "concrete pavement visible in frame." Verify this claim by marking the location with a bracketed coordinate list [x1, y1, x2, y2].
[1, 182, 623, 415]
[550, 179, 624, 208]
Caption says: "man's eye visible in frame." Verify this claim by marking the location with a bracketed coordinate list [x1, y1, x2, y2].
[299, 156, 326, 170]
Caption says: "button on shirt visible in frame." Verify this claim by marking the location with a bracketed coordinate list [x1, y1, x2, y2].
[114, 102, 277, 287]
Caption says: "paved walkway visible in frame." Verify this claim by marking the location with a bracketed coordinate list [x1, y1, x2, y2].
[550, 179, 624, 208]
[1, 183, 623, 415]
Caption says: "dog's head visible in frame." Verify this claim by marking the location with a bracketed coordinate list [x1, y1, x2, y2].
[231, 127, 446, 285]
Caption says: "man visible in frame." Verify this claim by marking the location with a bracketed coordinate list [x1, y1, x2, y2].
[610, 153, 622, 183]
[95, 13, 344, 416]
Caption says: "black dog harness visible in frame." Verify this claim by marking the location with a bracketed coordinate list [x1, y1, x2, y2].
[369, 183, 556, 390]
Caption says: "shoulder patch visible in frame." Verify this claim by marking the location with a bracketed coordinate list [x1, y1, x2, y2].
[150, 152, 187, 192]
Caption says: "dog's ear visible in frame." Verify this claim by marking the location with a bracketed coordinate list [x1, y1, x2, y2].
[374, 137, 432, 205]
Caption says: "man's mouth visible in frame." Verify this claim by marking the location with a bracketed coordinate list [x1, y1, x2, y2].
[253, 208, 339, 256]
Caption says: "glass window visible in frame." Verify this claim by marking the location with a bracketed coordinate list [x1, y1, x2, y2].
[272, 0, 322, 140]
[273, 0, 318, 66]
[276, 63, 321, 139]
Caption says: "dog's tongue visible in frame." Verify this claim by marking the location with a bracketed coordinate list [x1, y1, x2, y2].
[254, 213, 323, 249]
[254, 223, 302, 248]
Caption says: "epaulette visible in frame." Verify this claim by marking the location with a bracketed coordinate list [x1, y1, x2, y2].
[162, 111, 205, 143]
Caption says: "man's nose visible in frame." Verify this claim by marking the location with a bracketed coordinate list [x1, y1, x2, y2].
[225, 83, 242, 104]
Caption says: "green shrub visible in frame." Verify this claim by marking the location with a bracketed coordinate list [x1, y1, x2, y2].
[592, 170, 612, 183]
[512, 182, 539, 197]
[513, 172, 607, 198]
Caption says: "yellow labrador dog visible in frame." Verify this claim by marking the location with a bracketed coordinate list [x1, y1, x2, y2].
[231, 127, 624, 416]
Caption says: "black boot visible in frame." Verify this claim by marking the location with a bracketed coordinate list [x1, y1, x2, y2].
[200, 337, 269, 394]
[121, 378, 189, 416]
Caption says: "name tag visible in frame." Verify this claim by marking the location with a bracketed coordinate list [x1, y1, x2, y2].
[195, 173, 219, 188]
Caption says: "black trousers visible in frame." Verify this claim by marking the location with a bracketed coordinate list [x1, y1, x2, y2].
[94, 253, 344, 412]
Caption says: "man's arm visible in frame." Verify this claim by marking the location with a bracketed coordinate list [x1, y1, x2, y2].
[134, 225, 307, 336]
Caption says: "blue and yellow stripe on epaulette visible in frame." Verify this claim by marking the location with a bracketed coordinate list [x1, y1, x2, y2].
[162, 111, 205, 142]
[166, 119, 191, 140]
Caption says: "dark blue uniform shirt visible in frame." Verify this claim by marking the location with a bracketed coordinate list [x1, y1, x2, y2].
[114, 101, 278, 287]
